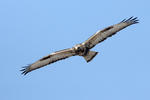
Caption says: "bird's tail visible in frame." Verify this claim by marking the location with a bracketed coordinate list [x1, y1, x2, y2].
[83, 51, 98, 62]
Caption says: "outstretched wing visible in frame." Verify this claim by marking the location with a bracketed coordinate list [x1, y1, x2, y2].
[83, 17, 139, 49]
[21, 48, 76, 75]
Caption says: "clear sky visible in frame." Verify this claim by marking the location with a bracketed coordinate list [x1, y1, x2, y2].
[1, 0, 150, 100]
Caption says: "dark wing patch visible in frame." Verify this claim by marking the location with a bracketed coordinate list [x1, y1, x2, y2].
[100, 26, 113, 33]
[40, 55, 51, 61]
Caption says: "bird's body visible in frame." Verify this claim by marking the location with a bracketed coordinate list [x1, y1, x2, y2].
[21, 17, 139, 75]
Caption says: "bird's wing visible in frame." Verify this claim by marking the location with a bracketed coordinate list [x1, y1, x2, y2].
[21, 48, 76, 75]
[83, 17, 139, 49]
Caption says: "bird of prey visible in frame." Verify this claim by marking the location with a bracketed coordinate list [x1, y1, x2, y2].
[21, 17, 139, 75]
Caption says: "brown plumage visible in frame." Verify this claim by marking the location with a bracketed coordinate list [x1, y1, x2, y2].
[21, 17, 139, 75]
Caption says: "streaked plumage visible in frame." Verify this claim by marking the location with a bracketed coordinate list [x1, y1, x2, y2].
[21, 17, 139, 75]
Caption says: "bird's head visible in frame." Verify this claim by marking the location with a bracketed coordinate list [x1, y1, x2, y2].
[74, 44, 88, 56]
[74, 44, 82, 52]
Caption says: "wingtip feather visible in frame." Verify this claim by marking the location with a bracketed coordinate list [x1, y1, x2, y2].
[120, 16, 139, 24]
[20, 64, 31, 75]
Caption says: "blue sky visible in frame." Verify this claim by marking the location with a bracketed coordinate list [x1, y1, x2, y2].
[1, 0, 150, 100]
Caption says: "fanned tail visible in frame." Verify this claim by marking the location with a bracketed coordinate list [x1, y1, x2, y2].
[83, 51, 98, 62]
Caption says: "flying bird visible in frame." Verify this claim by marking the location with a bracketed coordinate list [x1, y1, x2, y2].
[21, 17, 139, 75]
